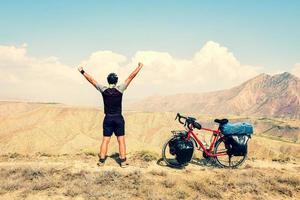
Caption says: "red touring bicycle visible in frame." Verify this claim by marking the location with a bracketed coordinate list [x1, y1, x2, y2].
[162, 113, 249, 168]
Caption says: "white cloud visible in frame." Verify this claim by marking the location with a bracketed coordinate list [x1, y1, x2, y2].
[0, 44, 88, 105]
[124, 41, 260, 95]
[0, 41, 267, 106]
[80, 51, 127, 78]
[292, 63, 300, 78]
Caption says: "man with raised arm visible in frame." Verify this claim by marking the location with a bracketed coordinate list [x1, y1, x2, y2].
[78, 62, 144, 167]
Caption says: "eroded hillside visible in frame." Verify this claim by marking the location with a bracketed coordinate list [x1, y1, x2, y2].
[0, 101, 299, 161]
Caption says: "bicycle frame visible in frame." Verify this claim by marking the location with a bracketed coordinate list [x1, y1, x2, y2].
[185, 125, 227, 157]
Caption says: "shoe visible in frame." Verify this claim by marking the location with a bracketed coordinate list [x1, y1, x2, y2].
[97, 160, 105, 167]
[119, 157, 129, 168]
[97, 153, 106, 167]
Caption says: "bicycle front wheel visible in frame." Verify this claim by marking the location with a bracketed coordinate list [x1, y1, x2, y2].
[213, 138, 247, 168]
[162, 136, 193, 168]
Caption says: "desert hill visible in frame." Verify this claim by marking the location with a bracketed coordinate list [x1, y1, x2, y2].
[0, 101, 299, 157]
[127, 72, 300, 118]
[0, 101, 181, 155]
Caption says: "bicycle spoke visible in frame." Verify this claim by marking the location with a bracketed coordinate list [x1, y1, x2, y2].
[214, 138, 247, 168]
[217, 149, 227, 154]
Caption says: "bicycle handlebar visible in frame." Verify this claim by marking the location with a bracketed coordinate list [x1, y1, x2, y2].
[175, 113, 186, 125]
[175, 113, 202, 130]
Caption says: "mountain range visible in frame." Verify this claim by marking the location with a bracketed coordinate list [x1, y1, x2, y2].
[127, 72, 300, 118]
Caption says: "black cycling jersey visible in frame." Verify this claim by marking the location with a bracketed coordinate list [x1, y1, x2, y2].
[96, 83, 127, 115]
[101, 88, 123, 115]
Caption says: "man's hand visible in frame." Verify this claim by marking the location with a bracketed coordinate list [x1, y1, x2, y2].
[78, 66, 84, 73]
[138, 62, 143, 68]
[78, 66, 99, 88]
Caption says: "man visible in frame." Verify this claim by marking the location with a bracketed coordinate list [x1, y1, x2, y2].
[78, 62, 144, 167]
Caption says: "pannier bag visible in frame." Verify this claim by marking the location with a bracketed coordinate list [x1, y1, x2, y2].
[221, 122, 253, 136]
[169, 136, 194, 164]
[221, 122, 253, 156]
[225, 135, 249, 156]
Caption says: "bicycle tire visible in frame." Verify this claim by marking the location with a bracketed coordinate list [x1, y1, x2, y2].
[162, 136, 194, 168]
[213, 137, 247, 168]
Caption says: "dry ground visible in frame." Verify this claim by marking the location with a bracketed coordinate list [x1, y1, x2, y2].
[0, 152, 299, 200]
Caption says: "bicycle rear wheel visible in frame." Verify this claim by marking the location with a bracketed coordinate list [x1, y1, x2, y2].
[213, 137, 247, 168]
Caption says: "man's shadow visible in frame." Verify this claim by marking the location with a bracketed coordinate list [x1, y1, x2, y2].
[189, 157, 216, 167]
[108, 152, 121, 165]
[156, 157, 217, 169]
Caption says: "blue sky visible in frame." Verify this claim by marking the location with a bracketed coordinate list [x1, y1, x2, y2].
[1, 0, 299, 70]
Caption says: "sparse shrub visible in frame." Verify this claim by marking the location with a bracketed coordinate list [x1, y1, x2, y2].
[63, 170, 88, 182]
[276, 176, 300, 187]
[238, 179, 261, 195]
[47, 167, 61, 175]
[124, 170, 142, 188]
[272, 184, 293, 197]
[36, 152, 52, 157]
[63, 183, 83, 197]
[1, 167, 21, 179]
[22, 168, 44, 180]
[175, 190, 189, 199]
[1, 180, 21, 192]
[133, 150, 158, 162]
[81, 148, 97, 157]
[95, 170, 122, 185]
[272, 155, 291, 163]
[64, 188, 79, 197]
[162, 179, 176, 188]
[83, 151, 97, 157]
[188, 180, 222, 199]
[149, 170, 167, 177]
[8, 152, 21, 158]
[244, 164, 252, 169]
[31, 180, 58, 191]
[84, 151, 97, 157]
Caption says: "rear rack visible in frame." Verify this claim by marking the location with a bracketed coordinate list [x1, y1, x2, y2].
[171, 130, 188, 136]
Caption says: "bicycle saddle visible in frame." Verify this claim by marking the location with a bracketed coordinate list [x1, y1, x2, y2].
[214, 118, 229, 125]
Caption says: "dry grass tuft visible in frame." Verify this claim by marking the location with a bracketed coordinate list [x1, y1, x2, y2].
[22, 168, 45, 180]
[149, 170, 167, 177]
[31, 180, 59, 191]
[94, 170, 122, 185]
[276, 176, 300, 187]
[188, 179, 222, 199]
[175, 190, 190, 199]
[132, 150, 159, 162]
[0, 180, 22, 192]
[8, 152, 22, 158]
[35, 152, 52, 157]
[162, 179, 176, 188]
[81, 148, 97, 157]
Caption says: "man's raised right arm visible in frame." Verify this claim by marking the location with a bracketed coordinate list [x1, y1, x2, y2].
[78, 66, 99, 89]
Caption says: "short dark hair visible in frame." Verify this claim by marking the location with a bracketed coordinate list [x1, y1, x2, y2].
[107, 73, 118, 84]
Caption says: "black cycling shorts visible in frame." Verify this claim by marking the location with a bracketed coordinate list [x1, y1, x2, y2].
[103, 114, 125, 137]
